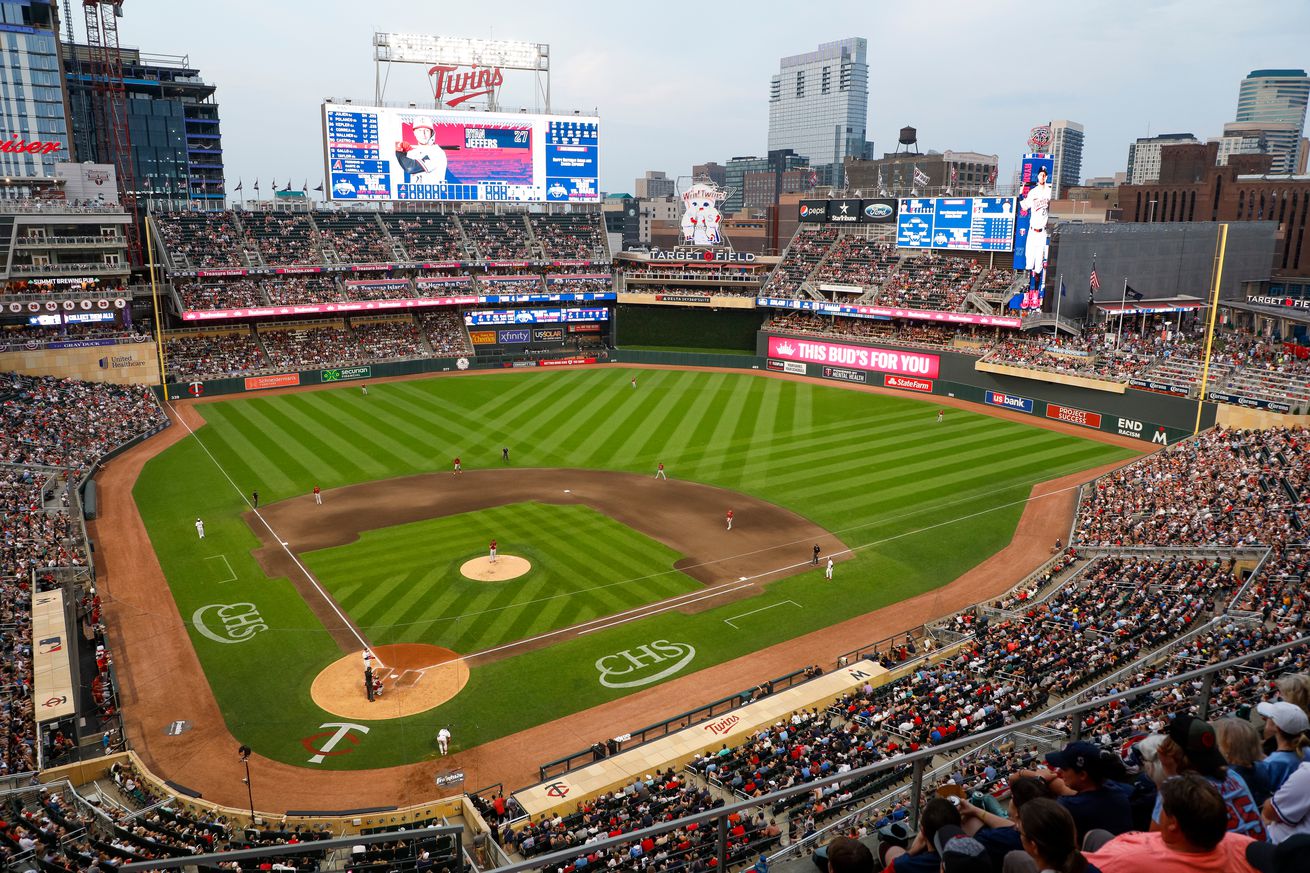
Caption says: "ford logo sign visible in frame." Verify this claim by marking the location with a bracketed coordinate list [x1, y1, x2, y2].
[865, 203, 893, 218]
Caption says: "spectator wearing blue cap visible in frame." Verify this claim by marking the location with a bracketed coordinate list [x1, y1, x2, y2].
[1017, 741, 1133, 841]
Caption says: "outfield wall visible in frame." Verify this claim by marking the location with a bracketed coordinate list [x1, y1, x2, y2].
[614, 304, 762, 351]
[158, 340, 1217, 446]
[0, 339, 160, 385]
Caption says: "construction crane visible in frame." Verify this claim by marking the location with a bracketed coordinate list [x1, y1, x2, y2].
[81, 0, 143, 266]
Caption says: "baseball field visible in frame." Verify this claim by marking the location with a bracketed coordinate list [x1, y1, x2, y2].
[132, 367, 1136, 770]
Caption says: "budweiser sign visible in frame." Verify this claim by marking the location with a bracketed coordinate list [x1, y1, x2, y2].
[428, 64, 504, 108]
[0, 135, 62, 155]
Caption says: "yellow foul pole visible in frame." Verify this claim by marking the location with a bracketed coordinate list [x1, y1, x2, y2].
[1193, 223, 1228, 435]
[145, 214, 168, 395]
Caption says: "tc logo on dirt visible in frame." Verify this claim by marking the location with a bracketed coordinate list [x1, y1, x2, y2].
[595, 640, 696, 689]
[192, 603, 268, 644]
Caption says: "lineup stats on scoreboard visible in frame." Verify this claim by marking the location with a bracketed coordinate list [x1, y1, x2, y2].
[322, 102, 600, 203]
[896, 197, 1017, 252]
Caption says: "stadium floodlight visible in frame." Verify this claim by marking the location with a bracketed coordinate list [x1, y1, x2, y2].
[373, 33, 548, 72]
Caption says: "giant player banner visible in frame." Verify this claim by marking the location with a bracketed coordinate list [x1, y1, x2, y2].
[1012, 153, 1054, 310]
[323, 102, 599, 202]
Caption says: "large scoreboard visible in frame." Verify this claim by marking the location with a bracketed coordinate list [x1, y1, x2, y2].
[323, 102, 600, 203]
[896, 197, 1016, 252]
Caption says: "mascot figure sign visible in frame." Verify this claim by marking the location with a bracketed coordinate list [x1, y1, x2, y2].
[680, 181, 726, 246]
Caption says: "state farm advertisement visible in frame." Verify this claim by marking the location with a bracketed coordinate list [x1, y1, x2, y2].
[768, 336, 939, 379]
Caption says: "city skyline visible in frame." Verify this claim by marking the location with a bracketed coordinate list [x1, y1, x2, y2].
[101, 0, 1310, 201]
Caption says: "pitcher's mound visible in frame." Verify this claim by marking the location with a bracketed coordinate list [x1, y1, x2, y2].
[460, 555, 531, 582]
[310, 643, 469, 721]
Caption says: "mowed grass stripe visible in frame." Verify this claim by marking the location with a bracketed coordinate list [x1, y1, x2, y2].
[628, 372, 708, 463]
[234, 399, 366, 488]
[278, 394, 394, 481]
[197, 403, 302, 495]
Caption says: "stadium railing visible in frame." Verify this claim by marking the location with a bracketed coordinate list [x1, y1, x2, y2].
[486, 635, 1310, 873]
[537, 666, 813, 781]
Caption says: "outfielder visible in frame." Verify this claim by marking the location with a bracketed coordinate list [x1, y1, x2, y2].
[195, 517, 205, 539]
[313, 485, 322, 505]
[489, 539, 498, 564]
[655, 462, 667, 479]
[453, 457, 462, 474]
[394, 117, 450, 184]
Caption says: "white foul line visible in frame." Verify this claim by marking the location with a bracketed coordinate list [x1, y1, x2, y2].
[723, 599, 801, 629]
[165, 402, 375, 658]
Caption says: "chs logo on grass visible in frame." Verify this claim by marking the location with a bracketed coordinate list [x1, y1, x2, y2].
[595, 640, 696, 689]
[192, 603, 267, 644]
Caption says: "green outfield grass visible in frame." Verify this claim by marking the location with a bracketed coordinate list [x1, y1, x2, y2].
[134, 367, 1137, 768]
[303, 503, 697, 652]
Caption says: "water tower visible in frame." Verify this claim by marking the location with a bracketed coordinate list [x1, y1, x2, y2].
[894, 126, 920, 155]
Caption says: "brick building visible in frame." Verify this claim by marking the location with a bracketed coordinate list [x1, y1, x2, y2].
[1119, 142, 1310, 277]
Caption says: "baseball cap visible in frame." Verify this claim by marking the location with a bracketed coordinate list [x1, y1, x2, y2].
[1258, 701, 1310, 735]
[1045, 741, 1103, 774]
[1248, 833, 1310, 873]
[1166, 714, 1227, 773]
[932, 825, 990, 873]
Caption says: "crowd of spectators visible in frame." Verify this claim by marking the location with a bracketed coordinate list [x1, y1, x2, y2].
[874, 253, 982, 310]
[315, 213, 395, 264]
[382, 214, 470, 262]
[177, 280, 264, 311]
[981, 335, 1158, 381]
[1075, 426, 1307, 547]
[417, 311, 472, 356]
[259, 324, 361, 370]
[165, 330, 269, 381]
[154, 212, 246, 268]
[242, 212, 322, 266]
[764, 227, 840, 297]
[530, 215, 607, 260]
[462, 215, 534, 260]
[264, 276, 344, 306]
[348, 318, 427, 360]
[813, 238, 898, 290]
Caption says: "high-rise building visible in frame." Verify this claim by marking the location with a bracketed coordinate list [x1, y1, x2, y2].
[723, 150, 808, 215]
[1125, 133, 1198, 185]
[1234, 69, 1308, 174]
[0, 0, 72, 182]
[767, 38, 869, 187]
[1209, 122, 1283, 166]
[64, 46, 225, 210]
[692, 162, 726, 187]
[1048, 120, 1084, 197]
[634, 170, 675, 199]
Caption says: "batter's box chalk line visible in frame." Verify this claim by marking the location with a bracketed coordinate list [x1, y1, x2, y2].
[394, 670, 423, 688]
[723, 600, 803, 629]
[202, 554, 237, 584]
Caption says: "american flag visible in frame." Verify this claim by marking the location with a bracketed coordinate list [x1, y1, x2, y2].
[1090, 267, 1100, 291]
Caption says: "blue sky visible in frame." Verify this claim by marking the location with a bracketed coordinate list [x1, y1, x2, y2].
[106, 0, 1309, 196]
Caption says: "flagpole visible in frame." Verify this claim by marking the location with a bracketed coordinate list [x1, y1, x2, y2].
[1194, 224, 1228, 435]
[1115, 277, 1128, 350]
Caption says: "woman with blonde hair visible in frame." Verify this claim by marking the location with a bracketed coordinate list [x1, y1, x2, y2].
[1213, 717, 1272, 806]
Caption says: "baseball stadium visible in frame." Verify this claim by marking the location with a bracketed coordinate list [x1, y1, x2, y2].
[0, 8, 1308, 873]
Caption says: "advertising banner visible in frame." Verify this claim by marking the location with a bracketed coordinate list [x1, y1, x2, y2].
[1013, 153, 1053, 312]
[767, 336, 939, 378]
[1207, 391, 1292, 414]
[756, 297, 1022, 328]
[469, 330, 497, 345]
[321, 366, 371, 382]
[883, 374, 933, 393]
[798, 200, 828, 223]
[531, 327, 565, 342]
[655, 294, 713, 304]
[985, 390, 1035, 413]
[498, 329, 531, 344]
[827, 198, 862, 223]
[568, 323, 602, 333]
[1129, 378, 1191, 397]
[465, 307, 610, 325]
[766, 359, 806, 375]
[538, 356, 598, 367]
[1045, 402, 1102, 429]
[182, 296, 477, 322]
[245, 373, 301, 391]
[820, 365, 867, 384]
[860, 198, 898, 223]
[324, 102, 599, 203]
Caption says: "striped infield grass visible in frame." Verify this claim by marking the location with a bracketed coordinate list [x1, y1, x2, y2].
[134, 368, 1136, 767]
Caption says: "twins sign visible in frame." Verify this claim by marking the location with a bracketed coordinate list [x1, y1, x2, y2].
[767, 337, 939, 379]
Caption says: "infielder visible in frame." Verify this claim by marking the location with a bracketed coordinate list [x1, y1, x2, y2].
[825, 558, 834, 580]
[313, 485, 322, 505]
[394, 117, 451, 184]
[195, 517, 205, 539]
[502, 447, 510, 464]
[489, 539, 498, 564]
[655, 462, 667, 479]
[453, 457, 462, 474]
[726, 508, 734, 531]
[437, 726, 451, 756]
